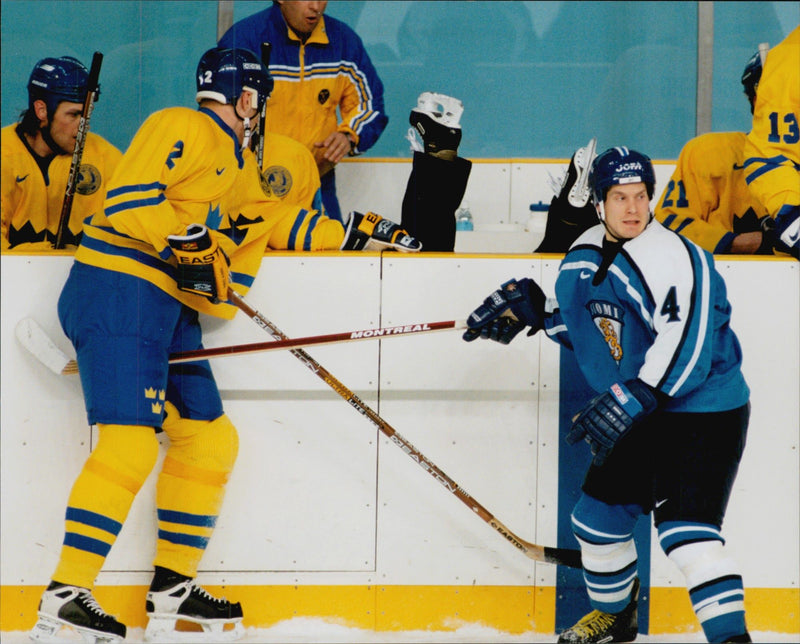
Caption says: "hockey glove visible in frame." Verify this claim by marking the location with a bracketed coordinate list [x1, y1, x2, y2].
[341, 211, 422, 252]
[774, 206, 800, 259]
[167, 224, 230, 303]
[566, 379, 658, 465]
[463, 278, 547, 344]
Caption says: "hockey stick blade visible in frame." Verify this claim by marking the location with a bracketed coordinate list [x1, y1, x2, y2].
[228, 290, 582, 569]
[15, 316, 468, 377]
[15, 318, 78, 376]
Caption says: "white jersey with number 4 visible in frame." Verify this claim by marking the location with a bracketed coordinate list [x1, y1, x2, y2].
[544, 220, 749, 414]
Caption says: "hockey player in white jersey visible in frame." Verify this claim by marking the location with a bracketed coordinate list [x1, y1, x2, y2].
[463, 147, 752, 643]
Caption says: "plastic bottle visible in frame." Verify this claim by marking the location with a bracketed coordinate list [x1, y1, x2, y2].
[455, 202, 474, 231]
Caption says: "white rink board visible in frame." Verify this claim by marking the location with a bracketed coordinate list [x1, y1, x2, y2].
[1, 254, 798, 594]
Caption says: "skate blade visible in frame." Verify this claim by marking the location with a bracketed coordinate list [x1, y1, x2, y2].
[145, 615, 244, 643]
[30, 615, 123, 644]
[568, 137, 598, 208]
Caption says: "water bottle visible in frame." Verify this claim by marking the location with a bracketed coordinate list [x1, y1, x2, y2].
[455, 203, 474, 231]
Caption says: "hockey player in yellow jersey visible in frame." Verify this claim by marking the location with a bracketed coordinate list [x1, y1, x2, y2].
[259, 130, 323, 211]
[743, 26, 800, 259]
[1, 56, 121, 251]
[32, 47, 419, 644]
[655, 50, 772, 254]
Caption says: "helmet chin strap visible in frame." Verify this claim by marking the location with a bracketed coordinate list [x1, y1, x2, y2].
[241, 115, 253, 151]
[233, 102, 254, 151]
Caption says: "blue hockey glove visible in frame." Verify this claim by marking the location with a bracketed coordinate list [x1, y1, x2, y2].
[566, 379, 658, 465]
[463, 278, 547, 344]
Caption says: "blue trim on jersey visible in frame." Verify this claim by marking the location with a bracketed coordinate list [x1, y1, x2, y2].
[303, 211, 324, 250]
[157, 529, 210, 550]
[714, 231, 737, 254]
[80, 233, 175, 276]
[106, 181, 166, 199]
[199, 107, 244, 169]
[64, 532, 112, 557]
[105, 194, 166, 217]
[66, 507, 123, 536]
[230, 270, 254, 288]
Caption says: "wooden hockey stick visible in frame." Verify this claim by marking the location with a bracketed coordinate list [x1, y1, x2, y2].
[55, 51, 103, 249]
[228, 290, 582, 569]
[14, 316, 467, 377]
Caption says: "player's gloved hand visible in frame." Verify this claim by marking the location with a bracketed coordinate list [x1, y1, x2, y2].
[341, 211, 422, 252]
[167, 224, 230, 303]
[773, 206, 800, 259]
[463, 278, 546, 344]
[566, 379, 658, 466]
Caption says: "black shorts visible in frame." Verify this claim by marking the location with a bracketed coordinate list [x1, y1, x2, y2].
[581, 403, 750, 528]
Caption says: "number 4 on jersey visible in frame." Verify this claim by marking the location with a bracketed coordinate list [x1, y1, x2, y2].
[660, 285, 681, 322]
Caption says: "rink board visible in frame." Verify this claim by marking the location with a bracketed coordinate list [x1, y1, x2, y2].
[1, 252, 798, 635]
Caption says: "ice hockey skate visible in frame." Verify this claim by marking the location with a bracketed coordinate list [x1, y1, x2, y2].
[408, 91, 464, 159]
[557, 578, 639, 643]
[560, 137, 597, 208]
[30, 584, 126, 644]
[144, 578, 244, 642]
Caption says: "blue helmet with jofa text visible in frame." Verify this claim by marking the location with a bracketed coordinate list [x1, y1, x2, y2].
[195, 47, 273, 111]
[590, 147, 656, 206]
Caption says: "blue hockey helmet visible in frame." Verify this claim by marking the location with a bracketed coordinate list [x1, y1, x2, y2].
[741, 49, 764, 108]
[27, 56, 93, 115]
[590, 147, 656, 206]
[196, 47, 273, 110]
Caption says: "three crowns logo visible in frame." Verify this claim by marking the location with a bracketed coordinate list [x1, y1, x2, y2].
[144, 387, 166, 415]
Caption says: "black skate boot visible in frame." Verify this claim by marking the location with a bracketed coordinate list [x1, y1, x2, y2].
[145, 568, 243, 642]
[408, 91, 463, 160]
[31, 582, 127, 643]
[557, 578, 639, 643]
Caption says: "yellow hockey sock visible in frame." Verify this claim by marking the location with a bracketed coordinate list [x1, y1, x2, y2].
[52, 424, 159, 589]
[154, 405, 238, 577]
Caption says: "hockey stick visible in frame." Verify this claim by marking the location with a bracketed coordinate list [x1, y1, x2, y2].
[228, 290, 582, 568]
[15, 316, 466, 377]
[55, 51, 103, 249]
[256, 42, 271, 169]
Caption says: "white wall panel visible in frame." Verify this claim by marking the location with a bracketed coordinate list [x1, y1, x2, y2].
[2, 252, 797, 591]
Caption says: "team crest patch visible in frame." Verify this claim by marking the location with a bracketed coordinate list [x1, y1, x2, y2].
[264, 165, 293, 198]
[76, 163, 101, 195]
[318, 89, 330, 105]
[258, 171, 273, 197]
[587, 300, 624, 362]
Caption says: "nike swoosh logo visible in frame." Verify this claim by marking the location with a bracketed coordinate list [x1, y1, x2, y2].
[655, 499, 668, 508]
[787, 230, 800, 244]
[732, 163, 745, 170]
[216, 168, 225, 175]
[15, 174, 29, 183]
[579, 271, 592, 279]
